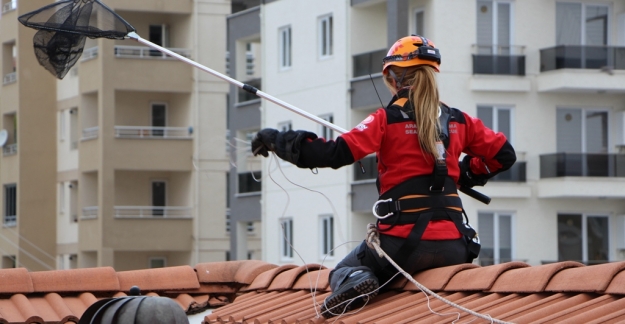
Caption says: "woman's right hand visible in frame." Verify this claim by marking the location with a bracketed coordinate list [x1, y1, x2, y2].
[251, 128, 279, 157]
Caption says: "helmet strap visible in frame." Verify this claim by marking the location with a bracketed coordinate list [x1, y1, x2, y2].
[389, 68, 408, 89]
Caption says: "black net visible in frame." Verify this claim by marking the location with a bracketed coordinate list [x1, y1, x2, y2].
[18, 0, 136, 79]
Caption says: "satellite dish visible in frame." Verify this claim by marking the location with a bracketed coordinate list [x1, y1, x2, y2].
[0, 130, 7, 147]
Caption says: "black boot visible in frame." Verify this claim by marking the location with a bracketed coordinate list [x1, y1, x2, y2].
[320, 269, 379, 318]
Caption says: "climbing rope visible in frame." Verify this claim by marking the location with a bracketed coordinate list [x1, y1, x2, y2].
[365, 224, 514, 324]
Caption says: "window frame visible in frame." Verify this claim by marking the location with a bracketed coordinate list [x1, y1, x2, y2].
[555, 1, 612, 46]
[149, 257, 167, 268]
[477, 105, 515, 145]
[318, 114, 334, 140]
[556, 107, 610, 153]
[279, 25, 292, 70]
[557, 212, 611, 263]
[477, 211, 515, 266]
[319, 214, 334, 259]
[280, 218, 294, 261]
[318, 14, 333, 59]
[4, 183, 16, 227]
[476, 0, 515, 54]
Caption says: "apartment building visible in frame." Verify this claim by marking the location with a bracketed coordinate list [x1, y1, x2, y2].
[256, 0, 625, 267]
[1, 0, 231, 271]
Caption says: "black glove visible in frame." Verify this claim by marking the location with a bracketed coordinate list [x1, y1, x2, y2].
[458, 155, 488, 188]
[251, 128, 279, 157]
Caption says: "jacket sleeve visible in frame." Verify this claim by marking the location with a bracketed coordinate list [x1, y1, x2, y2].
[462, 112, 516, 181]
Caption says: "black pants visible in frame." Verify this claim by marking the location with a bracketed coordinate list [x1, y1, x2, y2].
[329, 236, 469, 292]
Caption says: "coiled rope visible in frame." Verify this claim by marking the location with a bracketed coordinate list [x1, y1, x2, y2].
[365, 224, 514, 324]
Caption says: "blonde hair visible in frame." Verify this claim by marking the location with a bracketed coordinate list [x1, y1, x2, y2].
[383, 65, 442, 160]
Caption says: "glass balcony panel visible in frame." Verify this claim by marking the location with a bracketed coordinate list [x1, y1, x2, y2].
[540, 153, 625, 178]
[490, 161, 526, 182]
[353, 49, 386, 78]
[354, 155, 378, 181]
[541, 45, 625, 71]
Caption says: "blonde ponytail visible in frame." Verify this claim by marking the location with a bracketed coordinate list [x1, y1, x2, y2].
[383, 65, 441, 160]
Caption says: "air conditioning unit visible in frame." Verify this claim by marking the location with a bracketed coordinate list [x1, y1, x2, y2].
[616, 215, 625, 249]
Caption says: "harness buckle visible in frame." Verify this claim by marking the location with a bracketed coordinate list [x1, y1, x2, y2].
[429, 186, 444, 193]
[372, 198, 394, 219]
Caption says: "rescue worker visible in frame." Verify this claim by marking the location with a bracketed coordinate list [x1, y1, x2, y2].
[251, 35, 516, 318]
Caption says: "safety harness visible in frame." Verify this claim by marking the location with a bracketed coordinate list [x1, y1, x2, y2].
[370, 100, 481, 267]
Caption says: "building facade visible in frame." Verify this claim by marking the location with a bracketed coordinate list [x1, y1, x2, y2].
[257, 0, 625, 267]
[1, 0, 231, 271]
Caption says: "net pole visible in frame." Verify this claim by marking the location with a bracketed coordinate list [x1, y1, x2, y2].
[126, 32, 348, 134]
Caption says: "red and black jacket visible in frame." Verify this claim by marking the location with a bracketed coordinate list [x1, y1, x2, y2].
[293, 89, 516, 239]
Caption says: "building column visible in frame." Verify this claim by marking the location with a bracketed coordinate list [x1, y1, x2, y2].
[387, 0, 410, 47]
[235, 221, 248, 260]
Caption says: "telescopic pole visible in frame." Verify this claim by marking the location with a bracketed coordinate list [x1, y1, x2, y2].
[126, 32, 490, 205]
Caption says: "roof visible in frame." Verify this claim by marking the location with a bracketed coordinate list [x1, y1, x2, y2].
[1, 260, 625, 323]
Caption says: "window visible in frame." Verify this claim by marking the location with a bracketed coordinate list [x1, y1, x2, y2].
[414, 9, 425, 36]
[318, 14, 333, 58]
[354, 155, 378, 181]
[238, 171, 261, 193]
[59, 110, 65, 141]
[556, 108, 608, 153]
[556, 2, 609, 46]
[279, 26, 292, 69]
[149, 257, 167, 268]
[477, 106, 513, 144]
[152, 180, 166, 216]
[1, 255, 16, 269]
[319, 114, 334, 140]
[149, 24, 169, 56]
[476, 0, 512, 54]
[280, 218, 294, 260]
[278, 121, 292, 132]
[558, 214, 609, 264]
[4, 184, 16, 227]
[478, 212, 513, 266]
[320, 215, 334, 257]
[69, 108, 78, 149]
[151, 103, 167, 137]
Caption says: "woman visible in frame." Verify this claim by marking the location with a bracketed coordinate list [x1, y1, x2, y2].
[251, 35, 516, 318]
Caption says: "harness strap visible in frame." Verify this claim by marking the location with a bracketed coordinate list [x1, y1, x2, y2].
[374, 195, 462, 217]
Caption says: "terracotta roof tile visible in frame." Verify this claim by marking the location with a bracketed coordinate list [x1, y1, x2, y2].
[194, 260, 275, 285]
[29, 267, 119, 293]
[240, 264, 297, 292]
[0, 268, 33, 294]
[292, 268, 331, 291]
[605, 268, 625, 295]
[406, 263, 479, 291]
[443, 261, 529, 291]
[489, 260, 584, 293]
[117, 265, 199, 292]
[545, 261, 625, 293]
[267, 264, 325, 291]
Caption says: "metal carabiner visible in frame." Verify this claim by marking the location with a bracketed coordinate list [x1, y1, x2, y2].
[372, 198, 394, 219]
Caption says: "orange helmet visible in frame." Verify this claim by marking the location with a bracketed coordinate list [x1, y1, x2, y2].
[382, 35, 441, 74]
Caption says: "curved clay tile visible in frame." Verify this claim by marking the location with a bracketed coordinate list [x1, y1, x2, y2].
[292, 268, 331, 291]
[266, 264, 326, 291]
[30, 267, 119, 293]
[605, 269, 625, 295]
[488, 261, 584, 293]
[444, 261, 529, 292]
[240, 264, 297, 292]
[194, 260, 278, 285]
[0, 268, 33, 294]
[407, 263, 479, 291]
[545, 261, 625, 293]
[233, 260, 280, 284]
[44, 293, 76, 320]
[117, 265, 199, 292]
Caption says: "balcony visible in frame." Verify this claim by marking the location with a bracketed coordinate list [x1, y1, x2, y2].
[351, 156, 378, 212]
[114, 126, 192, 139]
[490, 161, 526, 182]
[2, 143, 16, 156]
[351, 49, 392, 110]
[472, 45, 525, 76]
[114, 46, 191, 60]
[541, 46, 625, 72]
[2, 0, 16, 14]
[538, 153, 625, 199]
[3, 72, 16, 85]
[540, 153, 625, 178]
[114, 206, 192, 219]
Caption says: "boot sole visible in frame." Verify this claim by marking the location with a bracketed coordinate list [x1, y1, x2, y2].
[321, 278, 379, 318]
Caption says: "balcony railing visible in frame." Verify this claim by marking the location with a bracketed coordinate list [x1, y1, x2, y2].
[81, 127, 99, 141]
[3, 215, 16, 227]
[114, 206, 192, 219]
[353, 49, 386, 78]
[354, 155, 378, 182]
[2, 0, 16, 14]
[114, 46, 191, 60]
[81, 206, 98, 220]
[540, 45, 625, 72]
[472, 45, 525, 76]
[490, 161, 526, 182]
[81, 46, 98, 62]
[540, 153, 625, 178]
[114, 126, 192, 139]
[2, 143, 17, 156]
[3, 72, 16, 85]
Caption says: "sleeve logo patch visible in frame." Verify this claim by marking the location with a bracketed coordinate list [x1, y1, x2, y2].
[355, 115, 374, 131]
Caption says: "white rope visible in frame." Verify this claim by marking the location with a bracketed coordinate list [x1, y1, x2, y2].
[365, 224, 513, 324]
